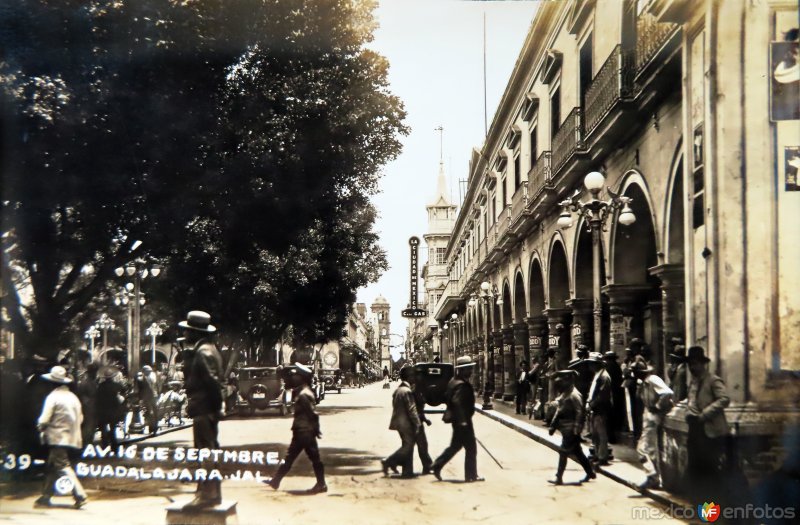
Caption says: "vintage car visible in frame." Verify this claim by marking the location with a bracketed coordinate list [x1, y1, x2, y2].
[235, 366, 291, 416]
[318, 369, 343, 394]
[413, 362, 454, 407]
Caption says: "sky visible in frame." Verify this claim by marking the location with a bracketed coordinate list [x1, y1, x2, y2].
[356, 0, 539, 347]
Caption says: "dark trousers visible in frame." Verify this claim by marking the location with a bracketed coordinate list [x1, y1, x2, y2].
[272, 430, 325, 487]
[386, 428, 416, 475]
[81, 408, 96, 447]
[556, 432, 593, 479]
[687, 420, 726, 484]
[41, 446, 87, 500]
[97, 412, 120, 449]
[193, 413, 221, 500]
[590, 412, 609, 463]
[515, 383, 529, 414]
[432, 423, 477, 480]
[416, 426, 433, 472]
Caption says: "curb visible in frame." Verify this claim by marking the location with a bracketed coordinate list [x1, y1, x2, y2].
[120, 422, 192, 445]
[475, 405, 687, 510]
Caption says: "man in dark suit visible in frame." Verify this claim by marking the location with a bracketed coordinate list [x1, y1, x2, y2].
[515, 361, 530, 414]
[586, 352, 612, 465]
[267, 363, 327, 493]
[179, 311, 225, 507]
[548, 370, 595, 485]
[381, 366, 421, 478]
[685, 346, 730, 490]
[431, 356, 483, 482]
[602, 351, 624, 444]
[412, 370, 433, 475]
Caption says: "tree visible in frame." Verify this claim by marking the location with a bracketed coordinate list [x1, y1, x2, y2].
[1, 0, 404, 360]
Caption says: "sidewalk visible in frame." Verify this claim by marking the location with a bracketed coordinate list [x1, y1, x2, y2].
[475, 397, 691, 510]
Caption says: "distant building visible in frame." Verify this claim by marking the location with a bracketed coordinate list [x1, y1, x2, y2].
[370, 295, 391, 372]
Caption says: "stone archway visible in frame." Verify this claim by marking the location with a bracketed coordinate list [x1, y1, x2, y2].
[547, 239, 572, 369]
[606, 179, 662, 372]
[513, 271, 530, 371]
[501, 281, 514, 400]
[527, 258, 548, 362]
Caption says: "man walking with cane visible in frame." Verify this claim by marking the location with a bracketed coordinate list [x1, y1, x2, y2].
[381, 365, 421, 478]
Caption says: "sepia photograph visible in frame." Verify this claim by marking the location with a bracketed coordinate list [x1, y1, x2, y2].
[1, 1, 798, 524]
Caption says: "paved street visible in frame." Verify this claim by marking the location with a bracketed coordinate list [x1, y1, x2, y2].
[1, 382, 687, 525]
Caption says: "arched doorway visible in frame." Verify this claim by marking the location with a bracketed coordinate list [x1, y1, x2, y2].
[501, 281, 514, 400]
[607, 180, 662, 371]
[513, 271, 529, 372]
[527, 258, 548, 363]
[547, 239, 572, 368]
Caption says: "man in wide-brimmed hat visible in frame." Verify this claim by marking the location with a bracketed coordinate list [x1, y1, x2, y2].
[585, 352, 612, 465]
[178, 310, 225, 507]
[667, 339, 688, 402]
[381, 365, 421, 478]
[431, 356, 483, 482]
[266, 363, 327, 494]
[548, 369, 595, 485]
[34, 366, 88, 509]
[685, 346, 730, 490]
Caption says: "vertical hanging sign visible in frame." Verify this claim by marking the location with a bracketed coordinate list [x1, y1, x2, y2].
[402, 236, 427, 318]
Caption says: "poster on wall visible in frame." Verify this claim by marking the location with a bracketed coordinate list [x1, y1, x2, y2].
[770, 30, 800, 122]
[786, 146, 800, 191]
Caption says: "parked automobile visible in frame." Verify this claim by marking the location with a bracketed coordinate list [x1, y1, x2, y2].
[319, 369, 343, 393]
[414, 362, 454, 407]
[235, 366, 291, 416]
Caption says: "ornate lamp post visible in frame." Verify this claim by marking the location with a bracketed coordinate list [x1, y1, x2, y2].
[95, 313, 116, 352]
[557, 171, 636, 352]
[448, 313, 458, 365]
[480, 281, 494, 409]
[84, 325, 101, 362]
[114, 259, 160, 378]
[145, 322, 164, 367]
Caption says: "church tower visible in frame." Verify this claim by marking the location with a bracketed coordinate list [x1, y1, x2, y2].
[370, 295, 391, 371]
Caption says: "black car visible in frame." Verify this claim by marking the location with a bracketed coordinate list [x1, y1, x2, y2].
[235, 367, 291, 416]
[414, 362, 454, 406]
[319, 369, 343, 393]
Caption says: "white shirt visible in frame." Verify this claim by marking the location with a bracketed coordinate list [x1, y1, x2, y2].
[37, 385, 83, 449]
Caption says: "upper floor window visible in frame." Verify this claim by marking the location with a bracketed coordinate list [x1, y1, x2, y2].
[514, 153, 522, 190]
[550, 85, 561, 140]
[432, 247, 447, 265]
[579, 34, 593, 108]
[530, 124, 538, 165]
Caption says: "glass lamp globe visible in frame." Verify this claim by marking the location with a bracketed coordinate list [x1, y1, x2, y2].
[584, 171, 605, 192]
[557, 210, 574, 229]
[618, 204, 636, 226]
[150, 266, 161, 277]
[115, 267, 125, 277]
[480, 281, 490, 292]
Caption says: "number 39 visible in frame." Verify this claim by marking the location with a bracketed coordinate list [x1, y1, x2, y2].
[3, 454, 32, 470]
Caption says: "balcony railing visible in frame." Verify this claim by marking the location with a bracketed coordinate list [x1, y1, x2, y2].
[510, 182, 528, 223]
[584, 45, 634, 136]
[551, 107, 584, 176]
[528, 151, 551, 196]
[635, 11, 679, 73]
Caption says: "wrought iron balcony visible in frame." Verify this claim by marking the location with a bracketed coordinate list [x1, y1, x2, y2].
[584, 45, 634, 137]
[635, 11, 679, 74]
[551, 107, 584, 176]
[528, 151, 551, 198]
[510, 182, 528, 223]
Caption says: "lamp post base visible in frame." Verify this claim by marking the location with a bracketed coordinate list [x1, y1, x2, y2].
[482, 382, 494, 410]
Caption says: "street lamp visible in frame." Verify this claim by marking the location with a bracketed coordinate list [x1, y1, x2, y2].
[95, 313, 116, 352]
[449, 313, 458, 365]
[145, 323, 164, 367]
[557, 171, 635, 352]
[480, 281, 494, 409]
[84, 325, 100, 362]
[114, 258, 160, 377]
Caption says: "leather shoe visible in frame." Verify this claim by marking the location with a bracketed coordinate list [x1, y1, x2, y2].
[307, 483, 328, 494]
[399, 473, 415, 479]
[33, 497, 51, 508]
[432, 466, 442, 481]
[638, 475, 659, 491]
[421, 468, 432, 475]
[465, 476, 485, 482]
[547, 477, 563, 485]
[74, 496, 88, 509]
[264, 477, 280, 490]
[581, 471, 596, 483]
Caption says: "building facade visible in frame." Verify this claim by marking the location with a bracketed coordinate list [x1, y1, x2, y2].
[433, 0, 799, 487]
[370, 295, 392, 372]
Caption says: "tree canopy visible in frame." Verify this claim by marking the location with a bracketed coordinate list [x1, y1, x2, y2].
[1, 0, 404, 360]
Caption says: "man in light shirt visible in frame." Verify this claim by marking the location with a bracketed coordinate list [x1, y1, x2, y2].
[585, 352, 612, 466]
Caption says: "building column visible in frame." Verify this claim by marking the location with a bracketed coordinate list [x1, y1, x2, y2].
[502, 326, 515, 401]
[525, 315, 548, 363]
[566, 298, 593, 353]
[601, 284, 650, 356]
[513, 322, 530, 369]
[492, 330, 504, 399]
[650, 263, 686, 363]
[544, 308, 571, 369]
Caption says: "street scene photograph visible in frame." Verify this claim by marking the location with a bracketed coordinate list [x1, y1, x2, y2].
[1, 1, 798, 524]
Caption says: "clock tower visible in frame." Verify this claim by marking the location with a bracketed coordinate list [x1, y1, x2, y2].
[370, 295, 391, 372]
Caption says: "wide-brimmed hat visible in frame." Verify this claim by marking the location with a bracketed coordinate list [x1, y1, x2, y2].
[603, 351, 619, 361]
[142, 365, 153, 373]
[546, 346, 558, 355]
[455, 356, 476, 369]
[586, 352, 604, 363]
[686, 346, 710, 363]
[554, 369, 578, 381]
[42, 366, 72, 385]
[168, 380, 183, 387]
[99, 366, 120, 380]
[177, 310, 217, 333]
